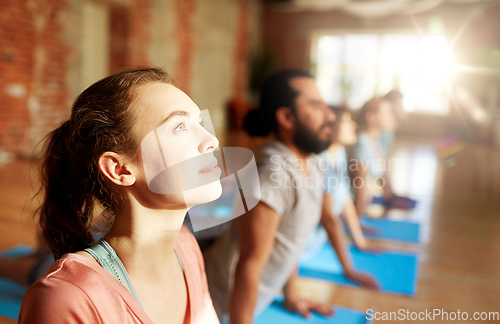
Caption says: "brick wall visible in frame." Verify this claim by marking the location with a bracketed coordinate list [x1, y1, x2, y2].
[110, 0, 152, 73]
[0, 0, 262, 157]
[149, 0, 261, 135]
[233, 0, 251, 102]
[173, 0, 196, 94]
[129, 0, 152, 67]
[0, 0, 71, 156]
[109, 4, 130, 74]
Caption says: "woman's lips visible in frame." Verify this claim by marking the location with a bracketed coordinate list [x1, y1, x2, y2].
[199, 159, 222, 174]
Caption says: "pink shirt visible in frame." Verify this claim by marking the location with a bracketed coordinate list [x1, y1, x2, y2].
[19, 226, 216, 324]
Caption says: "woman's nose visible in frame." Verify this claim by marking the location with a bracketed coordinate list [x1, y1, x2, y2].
[198, 126, 219, 153]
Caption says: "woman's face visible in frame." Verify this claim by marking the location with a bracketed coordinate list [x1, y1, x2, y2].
[376, 100, 396, 132]
[131, 82, 222, 209]
[333, 112, 357, 146]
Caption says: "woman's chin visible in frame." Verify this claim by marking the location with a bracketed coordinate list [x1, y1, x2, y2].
[182, 180, 223, 208]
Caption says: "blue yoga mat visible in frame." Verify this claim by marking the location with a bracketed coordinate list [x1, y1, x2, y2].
[256, 295, 371, 324]
[299, 244, 419, 296]
[371, 196, 417, 209]
[0, 246, 33, 320]
[360, 217, 420, 244]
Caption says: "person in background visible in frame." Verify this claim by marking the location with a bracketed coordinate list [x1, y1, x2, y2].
[379, 90, 406, 156]
[348, 98, 412, 217]
[204, 70, 379, 324]
[19, 68, 221, 324]
[303, 106, 384, 260]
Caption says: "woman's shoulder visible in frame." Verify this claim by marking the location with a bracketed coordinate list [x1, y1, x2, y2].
[355, 132, 371, 146]
[23, 253, 120, 299]
[349, 132, 373, 158]
[42, 253, 108, 284]
[19, 253, 147, 323]
[19, 254, 105, 323]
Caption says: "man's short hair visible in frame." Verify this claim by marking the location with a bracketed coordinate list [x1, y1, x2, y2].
[244, 69, 313, 136]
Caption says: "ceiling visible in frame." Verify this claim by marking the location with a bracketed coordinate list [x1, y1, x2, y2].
[264, 0, 498, 18]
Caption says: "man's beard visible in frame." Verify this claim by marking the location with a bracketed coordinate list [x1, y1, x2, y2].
[294, 119, 333, 154]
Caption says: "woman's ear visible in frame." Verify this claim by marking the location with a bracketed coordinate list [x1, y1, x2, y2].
[275, 106, 296, 131]
[99, 152, 136, 186]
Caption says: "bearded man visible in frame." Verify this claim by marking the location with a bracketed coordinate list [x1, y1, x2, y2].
[204, 70, 378, 324]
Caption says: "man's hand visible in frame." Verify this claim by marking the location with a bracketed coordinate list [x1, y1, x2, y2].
[284, 297, 335, 319]
[344, 270, 380, 290]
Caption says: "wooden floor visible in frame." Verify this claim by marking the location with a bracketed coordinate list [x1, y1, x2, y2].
[1, 134, 499, 323]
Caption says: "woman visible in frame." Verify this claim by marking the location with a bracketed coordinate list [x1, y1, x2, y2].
[302, 106, 383, 261]
[19, 68, 221, 324]
[348, 98, 405, 216]
[380, 90, 406, 156]
[323, 106, 383, 250]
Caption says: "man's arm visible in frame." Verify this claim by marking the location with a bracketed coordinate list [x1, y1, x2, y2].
[230, 202, 281, 324]
[321, 193, 379, 289]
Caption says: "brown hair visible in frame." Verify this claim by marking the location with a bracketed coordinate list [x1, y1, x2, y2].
[329, 105, 349, 126]
[355, 98, 388, 130]
[37, 67, 174, 259]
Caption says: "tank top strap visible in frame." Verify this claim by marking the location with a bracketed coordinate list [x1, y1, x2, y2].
[85, 239, 184, 310]
[85, 239, 144, 309]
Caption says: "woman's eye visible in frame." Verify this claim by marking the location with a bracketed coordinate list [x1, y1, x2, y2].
[174, 123, 186, 131]
[199, 119, 205, 127]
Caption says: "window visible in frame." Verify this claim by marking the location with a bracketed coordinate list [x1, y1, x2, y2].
[312, 32, 452, 114]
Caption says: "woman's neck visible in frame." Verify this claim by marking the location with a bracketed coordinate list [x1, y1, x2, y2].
[326, 143, 342, 157]
[103, 196, 188, 282]
[364, 126, 380, 141]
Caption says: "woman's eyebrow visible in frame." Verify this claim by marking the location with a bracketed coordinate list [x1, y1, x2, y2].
[157, 110, 188, 127]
